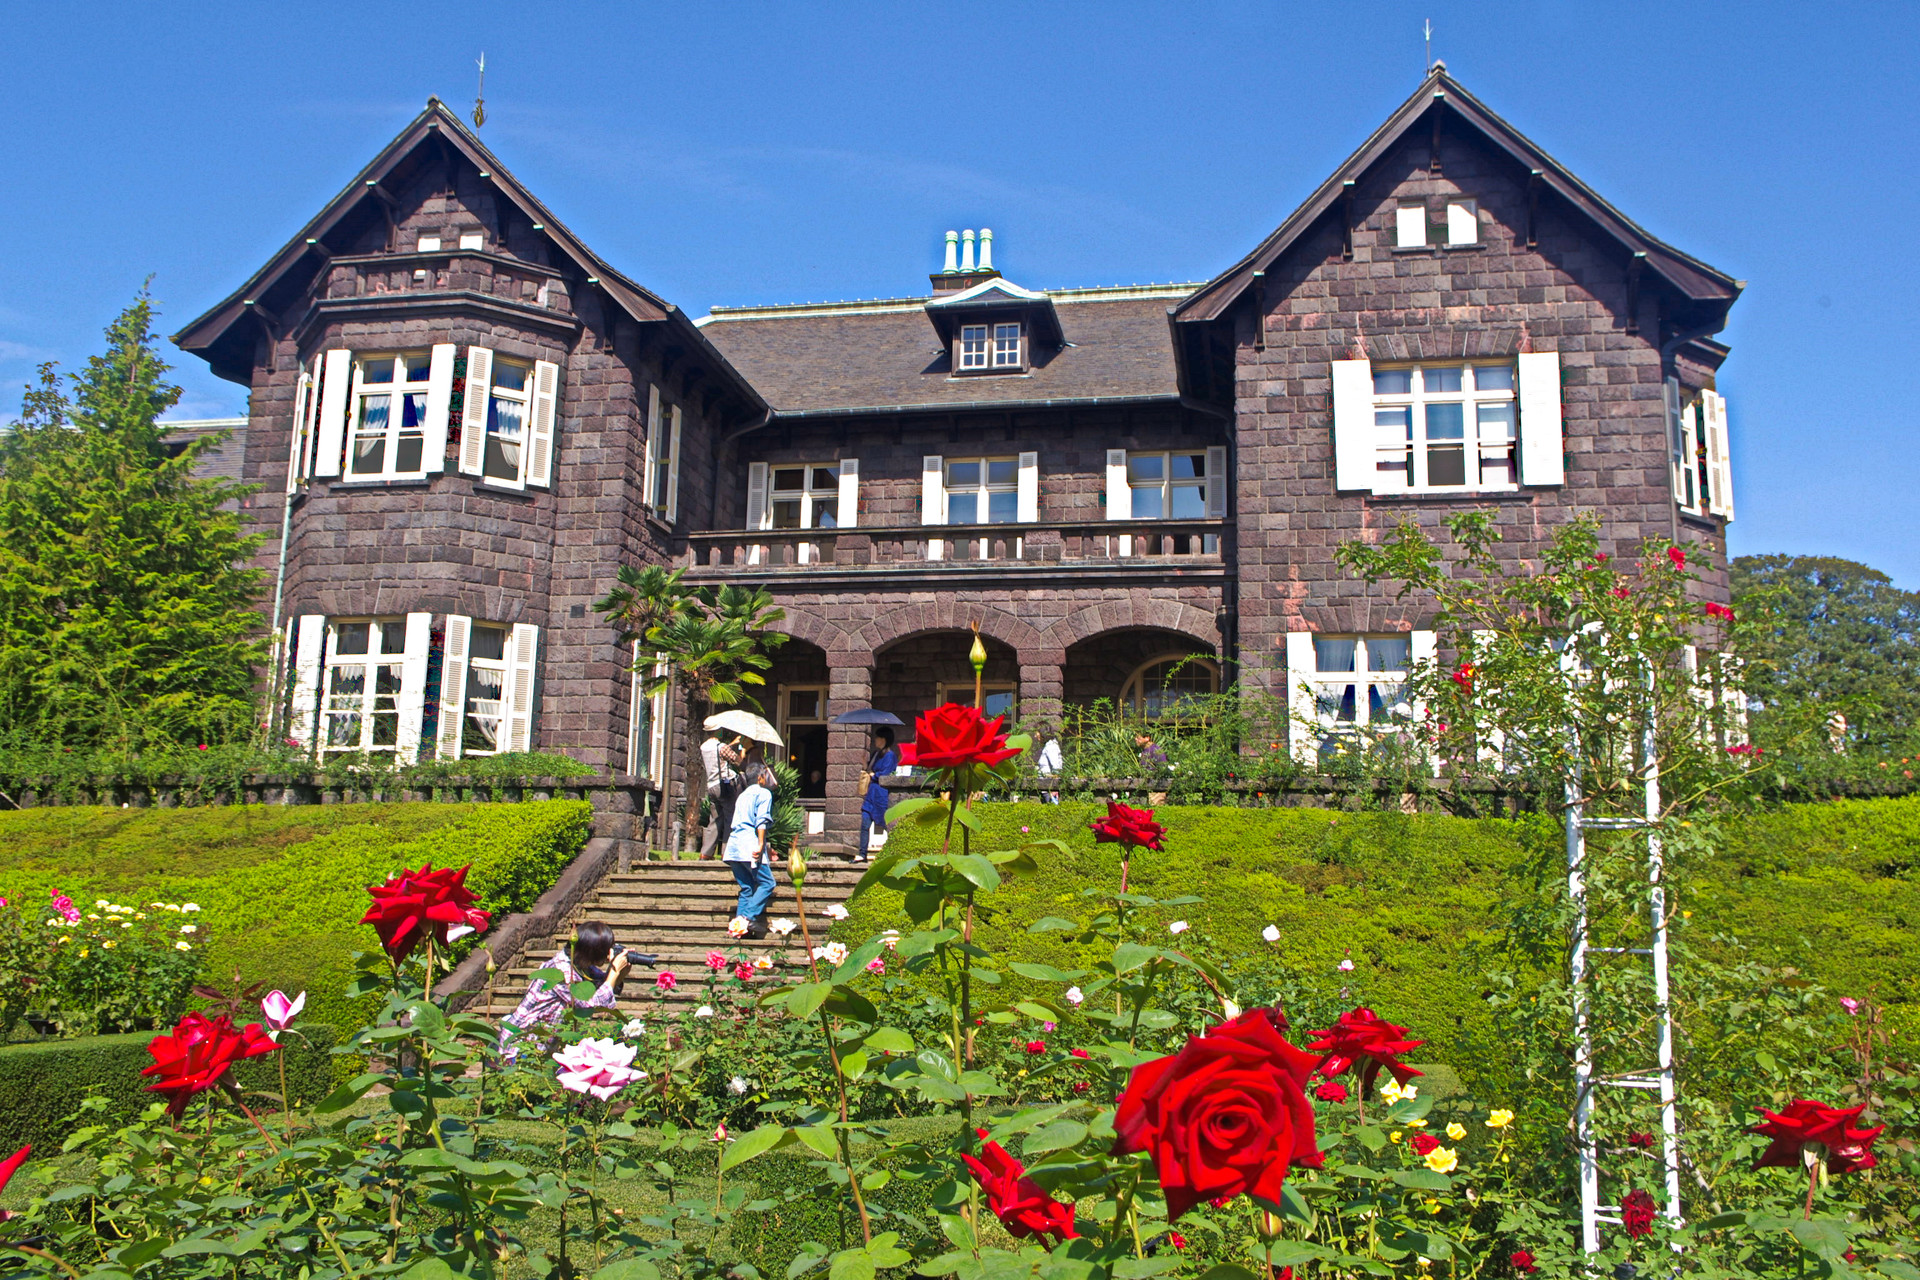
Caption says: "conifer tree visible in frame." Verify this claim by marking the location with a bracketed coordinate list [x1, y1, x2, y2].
[0, 290, 265, 747]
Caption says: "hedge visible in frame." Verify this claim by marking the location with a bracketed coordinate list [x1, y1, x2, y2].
[0, 1025, 336, 1152]
[0, 800, 594, 1057]
[844, 798, 1920, 1092]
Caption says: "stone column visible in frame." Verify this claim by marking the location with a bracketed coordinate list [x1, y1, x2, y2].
[1019, 649, 1065, 739]
[824, 652, 874, 850]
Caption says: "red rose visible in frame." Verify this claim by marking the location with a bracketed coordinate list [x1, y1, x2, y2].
[0, 1144, 27, 1221]
[1026, 1040, 1047, 1055]
[1071, 1048, 1090, 1060]
[1704, 602, 1734, 622]
[733, 962, 754, 983]
[1314, 1080, 1349, 1103]
[1073, 1081, 1090, 1094]
[361, 863, 491, 962]
[1166, 1231, 1187, 1251]
[1612, 586, 1631, 599]
[1620, 1188, 1658, 1238]
[1410, 1131, 1441, 1156]
[1112, 1007, 1323, 1220]
[141, 1012, 279, 1118]
[1510, 1250, 1537, 1273]
[1091, 801, 1166, 851]
[1451, 661, 1475, 692]
[897, 704, 1022, 771]
[1750, 1099, 1884, 1174]
[1306, 1006, 1425, 1095]
[959, 1129, 1079, 1244]
[1667, 546, 1686, 570]
[1627, 1130, 1654, 1149]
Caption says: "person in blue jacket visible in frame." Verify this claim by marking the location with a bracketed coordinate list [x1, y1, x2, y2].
[859, 728, 898, 863]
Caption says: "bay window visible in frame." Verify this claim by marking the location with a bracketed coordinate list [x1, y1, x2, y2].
[481, 360, 532, 484]
[322, 619, 408, 752]
[348, 354, 431, 478]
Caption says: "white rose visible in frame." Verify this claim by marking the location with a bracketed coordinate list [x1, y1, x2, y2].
[1262, 925, 1281, 943]
[1168, 920, 1189, 935]
[1064, 986, 1084, 1006]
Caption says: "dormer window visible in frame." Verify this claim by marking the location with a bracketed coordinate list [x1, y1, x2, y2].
[1395, 198, 1478, 248]
[958, 321, 1025, 372]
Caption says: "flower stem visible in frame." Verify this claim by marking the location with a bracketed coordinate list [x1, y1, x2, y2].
[820, 1010, 872, 1245]
[1804, 1161, 1818, 1220]
[2, 1245, 82, 1278]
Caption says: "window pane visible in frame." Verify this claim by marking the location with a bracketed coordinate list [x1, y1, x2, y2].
[1477, 402, 1516, 442]
[983, 689, 1016, 720]
[404, 355, 432, 383]
[466, 666, 504, 751]
[1373, 368, 1412, 395]
[961, 325, 987, 341]
[1428, 445, 1467, 487]
[1473, 364, 1514, 392]
[810, 466, 838, 490]
[986, 491, 1018, 523]
[484, 396, 524, 480]
[1425, 402, 1466, 441]
[1446, 200, 1478, 246]
[811, 501, 836, 529]
[1423, 367, 1463, 394]
[947, 461, 980, 488]
[1314, 637, 1356, 672]
[1127, 454, 1163, 482]
[1170, 484, 1206, 519]
[1130, 486, 1164, 519]
[771, 468, 805, 492]
[362, 360, 395, 386]
[1395, 205, 1427, 248]
[333, 623, 370, 656]
[1376, 405, 1411, 444]
[470, 626, 507, 662]
[493, 363, 528, 392]
[1373, 681, 1410, 719]
[985, 459, 1018, 486]
[770, 499, 802, 529]
[993, 323, 1020, 340]
[1317, 683, 1359, 722]
[788, 689, 821, 720]
[1366, 637, 1410, 672]
[1171, 453, 1204, 480]
[378, 622, 407, 656]
[947, 493, 979, 524]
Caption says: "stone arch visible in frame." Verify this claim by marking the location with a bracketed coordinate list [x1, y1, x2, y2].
[1042, 595, 1221, 654]
[848, 599, 1053, 664]
[767, 606, 854, 658]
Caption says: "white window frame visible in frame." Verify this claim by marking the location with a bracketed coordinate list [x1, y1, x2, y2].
[1291, 633, 1436, 766]
[457, 623, 512, 757]
[943, 457, 1020, 526]
[1394, 198, 1478, 248]
[320, 618, 409, 753]
[936, 681, 1018, 723]
[767, 462, 843, 531]
[479, 357, 534, 487]
[1370, 362, 1518, 494]
[346, 353, 433, 480]
[959, 324, 990, 371]
[956, 321, 1024, 372]
[992, 322, 1023, 368]
[1125, 451, 1213, 521]
[1120, 654, 1220, 718]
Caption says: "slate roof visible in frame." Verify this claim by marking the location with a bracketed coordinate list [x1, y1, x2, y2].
[698, 285, 1199, 418]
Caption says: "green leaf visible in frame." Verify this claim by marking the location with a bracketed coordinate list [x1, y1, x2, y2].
[1015, 1001, 1060, 1022]
[313, 1072, 383, 1115]
[593, 1263, 664, 1280]
[865, 1027, 916, 1054]
[720, 1124, 795, 1170]
[882, 796, 937, 826]
[1788, 1218, 1849, 1258]
[1028, 916, 1078, 933]
[829, 1248, 877, 1280]
[406, 1002, 446, 1038]
[1389, 1169, 1453, 1192]
[851, 848, 908, 901]
[1022, 1121, 1088, 1155]
[1111, 943, 1157, 974]
[162, 1240, 243, 1259]
[784, 982, 832, 1019]
[1697, 1211, 1750, 1230]
[395, 1260, 461, 1280]
[839, 1049, 870, 1079]
[949, 853, 1001, 892]
[1194, 1267, 1264, 1280]
[823, 986, 879, 1024]
[794, 1126, 840, 1159]
[1011, 962, 1087, 983]
[1872, 1261, 1920, 1280]
[1262, 1243, 1326, 1267]
[112, 1238, 171, 1268]
[1353, 1126, 1386, 1152]
[1113, 1259, 1183, 1279]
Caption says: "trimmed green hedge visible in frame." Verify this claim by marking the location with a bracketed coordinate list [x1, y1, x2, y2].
[0, 801, 593, 1055]
[845, 798, 1920, 1087]
[0, 1025, 336, 1152]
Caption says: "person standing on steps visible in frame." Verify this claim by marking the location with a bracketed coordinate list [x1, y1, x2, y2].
[857, 727, 898, 864]
[723, 762, 776, 938]
[700, 731, 744, 859]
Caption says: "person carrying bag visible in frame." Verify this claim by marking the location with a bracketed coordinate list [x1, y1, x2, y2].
[722, 762, 777, 938]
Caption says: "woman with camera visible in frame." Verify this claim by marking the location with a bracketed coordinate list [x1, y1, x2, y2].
[498, 921, 636, 1059]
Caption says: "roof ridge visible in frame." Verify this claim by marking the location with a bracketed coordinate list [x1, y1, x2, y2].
[701, 281, 1203, 324]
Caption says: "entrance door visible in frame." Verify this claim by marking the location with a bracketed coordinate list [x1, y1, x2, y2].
[778, 685, 831, 801]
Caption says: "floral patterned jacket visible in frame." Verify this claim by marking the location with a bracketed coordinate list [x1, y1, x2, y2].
[498, 949, 620, 1057]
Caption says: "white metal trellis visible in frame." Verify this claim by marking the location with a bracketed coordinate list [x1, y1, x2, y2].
[1563, 639, 1685, 1254]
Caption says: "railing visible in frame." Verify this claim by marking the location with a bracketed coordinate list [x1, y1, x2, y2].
[681, 518, 1229, 572]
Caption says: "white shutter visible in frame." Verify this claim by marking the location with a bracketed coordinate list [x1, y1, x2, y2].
[1664, 378, 1687, 503]
[1677, 402, 1700, 508]
[1016, 452, 1038, 522]
[922, 455, 946, 561]
[289, 614, 326, 751]
[1285, 631, 1319, 765]
[649, 665, 673, 781]
[1330, 357, 1374, 492]
[525, 359, 559, 488]
[504, 623, 540, 753]
[1516, 351, 1565, 486]
[1703, 390, 1733, 520]
[626, 641, 644, 776]
[1410, 629, 1438, 758]
[395, 612, 432, 760]
[1395, 204, 1428, 248]
[1104, 449, 1131, 518]
[643, 384, 662, 507]
[746, 461, 769, 529]
[458, 347, 492, 476]
[423, 344, 456, 473]
[286, 364, 313, 493]
[838, 457, 861, 528]
[313, 349, 352, 478]
[436, 615, 471, 760]
[664, 405, 683, 521]
[1206, 445, 1228, 517]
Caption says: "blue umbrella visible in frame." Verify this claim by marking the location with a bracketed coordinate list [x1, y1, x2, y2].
[832, 708, 906, 727]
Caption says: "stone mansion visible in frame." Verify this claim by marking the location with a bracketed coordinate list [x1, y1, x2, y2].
[173, 68, 1742, 842]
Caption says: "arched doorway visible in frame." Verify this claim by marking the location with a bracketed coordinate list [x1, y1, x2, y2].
[1063, 628, 1217, 713]
[768, 637, 830, 805]
[872, 630, 1021, 726]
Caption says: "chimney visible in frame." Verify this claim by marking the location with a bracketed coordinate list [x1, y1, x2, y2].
[942, 230, 959, 274]
[929, 226, 1004, 293]
[960, 229, 976, 272]
[978, 228, 993, 272]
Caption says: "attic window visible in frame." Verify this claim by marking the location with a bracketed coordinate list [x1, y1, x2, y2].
[458, 232, 485, 251]
[957, 321, 1024, 373]
[416, 236, 443, 252]
[1395, 199, 1478, 248]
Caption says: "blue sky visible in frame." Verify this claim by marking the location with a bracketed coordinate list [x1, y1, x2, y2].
[3, 2, 1915, 583]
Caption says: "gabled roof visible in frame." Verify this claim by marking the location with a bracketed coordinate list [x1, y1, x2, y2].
[1174, 68, 1742, 329]
[922, 277, 1065, 346]
[173, 99, 763, 414]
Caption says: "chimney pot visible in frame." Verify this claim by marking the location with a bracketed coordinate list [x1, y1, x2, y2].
[978, 228, 994, 272]
[961, 229, 976, 272]
[942, 230, 959, 274]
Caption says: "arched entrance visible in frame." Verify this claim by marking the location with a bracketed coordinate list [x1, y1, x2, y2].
[1063, 628, 1218, 713]
[872, 630, 1022, 725]
[767, 637, 831, 804]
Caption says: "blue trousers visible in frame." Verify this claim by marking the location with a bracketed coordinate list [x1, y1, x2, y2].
[727, 857, 776, 920]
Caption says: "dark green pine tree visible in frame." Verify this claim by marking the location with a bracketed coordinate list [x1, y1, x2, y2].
[0, 290, 266, 747]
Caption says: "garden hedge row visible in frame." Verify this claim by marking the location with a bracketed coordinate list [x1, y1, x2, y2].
[844, 797, 1920, 1091]
[0, 800, 594, 1058]
[0, 1025, 336, 1153]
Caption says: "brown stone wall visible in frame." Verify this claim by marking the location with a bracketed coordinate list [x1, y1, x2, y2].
[1231, 121, 1732, 702]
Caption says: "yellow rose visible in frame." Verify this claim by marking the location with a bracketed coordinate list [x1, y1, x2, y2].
[1424, 1146, 1459, 1174]
[1405, 1117, 1427, 1128]
[1389, 1131, 1403, 1144]
[1486, 1109, 1515, 1128]
[1446, 1122, 1467, 1140]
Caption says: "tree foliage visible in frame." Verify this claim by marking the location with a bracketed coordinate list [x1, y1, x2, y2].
[1732, 554, 1920, 752]
[0, 292, 265, 747]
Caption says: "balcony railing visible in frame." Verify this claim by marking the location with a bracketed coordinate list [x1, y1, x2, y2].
[680, 518, 1229, 574]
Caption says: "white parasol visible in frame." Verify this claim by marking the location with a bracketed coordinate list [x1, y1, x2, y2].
[702, 709, 783, 746]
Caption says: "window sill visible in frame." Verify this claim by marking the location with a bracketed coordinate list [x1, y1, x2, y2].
[946, 371, 1032, 381]
[1363, 488, 1536, 503]
[329, 476, 433, 490]
[473, 479, 537, 498]
[1389, 242, 1482, 254]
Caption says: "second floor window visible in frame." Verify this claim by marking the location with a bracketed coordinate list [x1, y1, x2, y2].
[482, 360, 533, 483]
[323, 619, 407, 752]
[771, 464, 840, 529]
[1128, 452, 1210, 519]
[945, 457, 1018, 523]
[1372, 363, 1516, 491]
[350, 354, 431, 478]
[958, 322, 1023, 371]
[461, 624, 509, 755]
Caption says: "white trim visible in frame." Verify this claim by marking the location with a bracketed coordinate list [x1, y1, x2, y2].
[746, 461, 770, 531]
[696, 282, 1207, 325]
[422, 344, 456, 473]
[395, 612, 433, 760]
[458, 347, 492, 476]
[1206, 445, 1228, 518]
[290, 614, 326, 751]
[1285, 631, 1317, 764]
[313, 349, 352, 478]
[524, 358, 560, 488]
[504, 623, 539, 753]
[1016, 451, 1039, 523]
[436, 616, 472, 761]
[1702, 390, 1733, 520]
[1517, 351, 1565, 486]
[286, 363, 315, 493]
[645, 384, 665, 509]
[664, 406, 683, 521]
[344, 353, 435, 481]
[1330, 357, 1374, 491]
[921, 455, 945, 560]
[837, 457, 860, 529]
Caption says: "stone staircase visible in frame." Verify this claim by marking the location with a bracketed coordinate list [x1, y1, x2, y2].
[465, 857, 868, 1015]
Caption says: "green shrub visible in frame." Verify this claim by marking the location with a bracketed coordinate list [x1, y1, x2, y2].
[0, 801, 592, 1055]
[0, 1024, 335, 1152]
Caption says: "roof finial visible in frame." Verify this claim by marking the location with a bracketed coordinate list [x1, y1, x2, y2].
[1424, 19, 1432, 74]
[473, 52, 487, 128]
